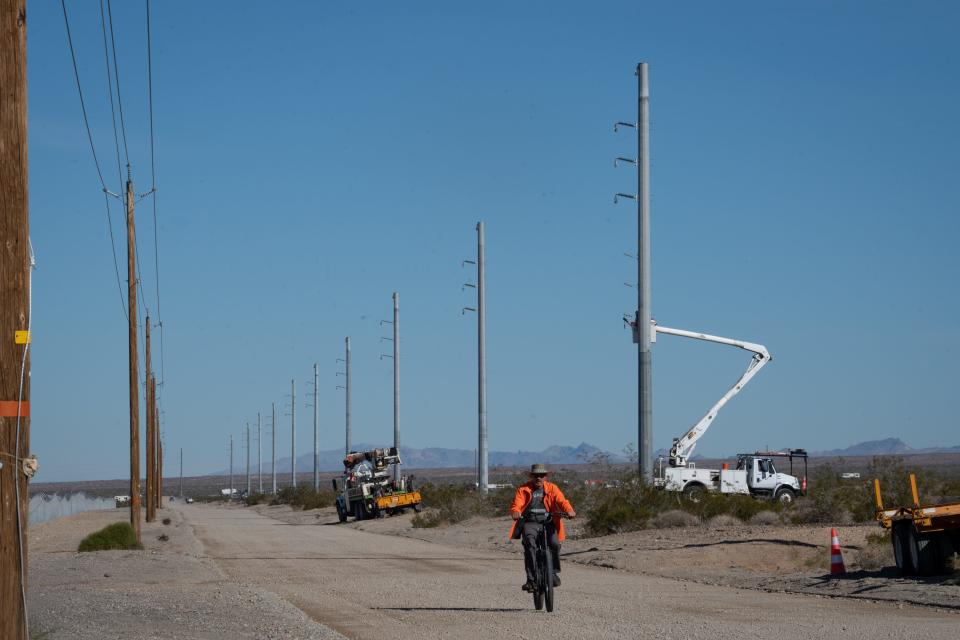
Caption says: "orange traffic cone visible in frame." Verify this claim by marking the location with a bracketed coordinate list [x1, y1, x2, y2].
[830, 528, 846, 575]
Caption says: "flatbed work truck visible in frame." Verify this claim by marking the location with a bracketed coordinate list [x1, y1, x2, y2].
[874, 473, 960, 576]
[334, 447, 422, 522]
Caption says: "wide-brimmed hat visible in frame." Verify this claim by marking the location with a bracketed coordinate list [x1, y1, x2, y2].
[529, 463, 549, 476]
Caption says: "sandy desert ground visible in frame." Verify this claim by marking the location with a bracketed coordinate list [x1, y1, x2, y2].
[25, 501, 959, 639]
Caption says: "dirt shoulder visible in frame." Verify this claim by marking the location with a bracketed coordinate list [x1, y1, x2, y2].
[262, 504, 960, 611]
[28, 505, 344, 640]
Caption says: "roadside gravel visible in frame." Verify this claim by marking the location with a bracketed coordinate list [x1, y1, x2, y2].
[28, 505, 344, 640]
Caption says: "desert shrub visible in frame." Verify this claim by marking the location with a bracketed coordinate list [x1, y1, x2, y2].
[410, 482, 515, 527]
[582, 474, 675, 535]
[707, 514, 740, 528]
[866, 531, 889, 546]
[581, 466, 796, 536]
[411, 509, 444, 528]
[78, 522, 143, 552]
[687, 492, 776, 522]
[788, 456, 926, 524]
[651, 509, 698, 528]
[30, 626, 53, 640]
[244, 492, 268, 506]
[750, 510, 780, 525]
[271, 486, 335, 511]
[854, 537, 892, 570]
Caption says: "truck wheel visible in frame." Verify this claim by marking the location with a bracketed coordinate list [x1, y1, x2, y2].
[892, 523, 915, 575]
[413, 501, 423, 513]
[935, 533, 955, 573]
[908, 525, 941, 576]
[774, 487, 795, 505]
[682, 483, 705, 503]
[336, 500, 347, 524]
[355, 502, 366, 521]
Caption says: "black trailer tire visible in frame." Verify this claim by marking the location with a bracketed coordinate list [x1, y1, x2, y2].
[892, 523, 915, 575]
[908, 525, 941, 576]
[533, 588, 543, 611]
[935, 533, 955, 573]
[336, 500, 348, 523]
[355, 501, 366, 521]
[413, 501, 423, 513]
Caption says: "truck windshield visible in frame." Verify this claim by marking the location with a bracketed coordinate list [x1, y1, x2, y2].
[768, 461, 777, 474]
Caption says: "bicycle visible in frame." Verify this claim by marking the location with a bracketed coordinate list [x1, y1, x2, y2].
[527, 511, 569, 613]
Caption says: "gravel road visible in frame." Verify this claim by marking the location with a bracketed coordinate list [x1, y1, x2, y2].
[185, 503, 958, 639]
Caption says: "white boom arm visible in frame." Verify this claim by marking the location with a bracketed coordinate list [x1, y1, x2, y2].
[653, 322, 772, 467]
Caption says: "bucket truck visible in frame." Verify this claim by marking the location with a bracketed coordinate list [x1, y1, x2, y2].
[628, 318, 806, 503]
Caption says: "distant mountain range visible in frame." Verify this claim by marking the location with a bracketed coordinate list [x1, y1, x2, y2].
[811, 438, 960, 457]
[213, 438, 960, 476]
[214, 441, 625, 475]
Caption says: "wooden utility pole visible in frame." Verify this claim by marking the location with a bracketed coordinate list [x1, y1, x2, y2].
[157, 417, 163, 508]
[145, 319, 155, 522]
[153, 380, 161, 509]
[1, 1, 31, 636]
[126, 172, 142, 543]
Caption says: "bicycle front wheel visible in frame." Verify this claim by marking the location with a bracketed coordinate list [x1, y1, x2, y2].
[544, 545, 555, 613]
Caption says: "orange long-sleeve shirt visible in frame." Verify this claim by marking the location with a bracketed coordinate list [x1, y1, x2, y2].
[508, 480, 573, 541]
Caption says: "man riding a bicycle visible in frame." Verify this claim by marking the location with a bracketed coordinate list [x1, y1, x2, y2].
[508, 464, 576, 592]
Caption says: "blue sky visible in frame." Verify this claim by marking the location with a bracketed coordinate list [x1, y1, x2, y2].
[26, 2, 960, 481]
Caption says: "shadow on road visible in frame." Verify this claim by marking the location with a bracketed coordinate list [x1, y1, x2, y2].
[678, 538, 827, 550]
[204, 555, 507, 561]
[373, 606, 525, 612]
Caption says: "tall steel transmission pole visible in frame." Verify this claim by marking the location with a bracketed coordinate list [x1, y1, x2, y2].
[245, 423, 251, 495]
[392, 292, 401, 481]
[345, 337, 352, 454]
[477, 221, 488, 494]
[615, 63, 654, 483]
[257, 412, 262, 494]
[313, 363, 319, 491]
[271, 401, 277, 493]
[179, 447, 183, 499]
[229, 435, 234, 498]
[290, 379, 296, 488]
[636, 63, 653, 483]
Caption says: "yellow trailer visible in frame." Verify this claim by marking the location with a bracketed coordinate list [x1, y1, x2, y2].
[874, 473, 960, 576]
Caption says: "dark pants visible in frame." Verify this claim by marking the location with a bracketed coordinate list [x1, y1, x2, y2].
[522, 520, 560, 583]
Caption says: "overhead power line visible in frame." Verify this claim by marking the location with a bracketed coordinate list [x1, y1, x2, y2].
[146, 0, 165, 391]
[98, 0, 124, 191]
[105, 0, 130, 167]
[60, 0, 127, 320]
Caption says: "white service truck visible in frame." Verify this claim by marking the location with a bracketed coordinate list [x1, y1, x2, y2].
[661, 449, 808, 503]
[629, 318, 807, 503]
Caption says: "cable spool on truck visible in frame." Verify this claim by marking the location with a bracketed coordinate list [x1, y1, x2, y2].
[627, 318, 807, 503]
[333, 447, 422, 522]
